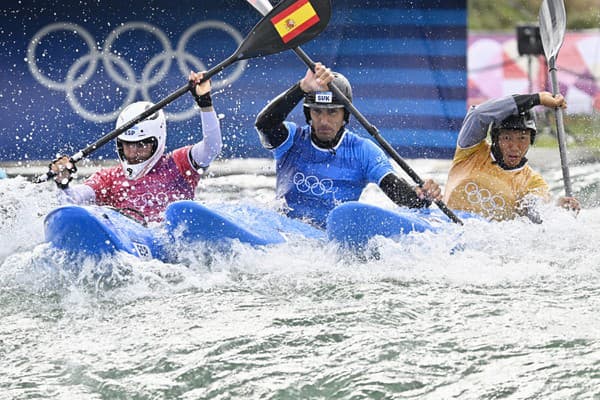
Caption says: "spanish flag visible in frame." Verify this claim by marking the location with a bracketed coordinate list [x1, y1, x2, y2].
[271, 0, 320, 44]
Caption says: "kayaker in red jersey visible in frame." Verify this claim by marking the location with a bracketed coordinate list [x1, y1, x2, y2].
[49, 71, 222, 224]
[443, 91, 580, 223]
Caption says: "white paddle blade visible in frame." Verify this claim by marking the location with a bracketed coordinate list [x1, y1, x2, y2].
[247, 0, 273, 15]
[539, 0, 566, 62]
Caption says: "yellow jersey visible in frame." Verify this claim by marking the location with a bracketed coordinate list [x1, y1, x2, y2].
[443, 141, 549, 220]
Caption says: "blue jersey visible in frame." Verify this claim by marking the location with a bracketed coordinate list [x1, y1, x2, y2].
[272, 122, 394, 228]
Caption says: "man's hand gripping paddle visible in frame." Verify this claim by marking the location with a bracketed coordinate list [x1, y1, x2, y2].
[35, 0, 331, 184]
[246, 0, 463, 224]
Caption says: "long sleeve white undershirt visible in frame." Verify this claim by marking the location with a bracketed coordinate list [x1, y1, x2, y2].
[190, 109, 222, 168]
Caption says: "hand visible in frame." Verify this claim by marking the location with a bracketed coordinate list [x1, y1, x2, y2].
[557, 196, 580, 214]
[539, 91, 567, 109]
[300, 62, 333, 93]
[189, 71, 211, 96]
[50, 155, 77, 189]
[415, 179, 442, 202]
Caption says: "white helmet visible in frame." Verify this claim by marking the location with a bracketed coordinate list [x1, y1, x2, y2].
[116, 101, 167, 180]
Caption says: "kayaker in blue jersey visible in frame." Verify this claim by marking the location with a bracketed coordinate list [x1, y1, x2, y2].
[255, 63, 442, 229]
[443, 91, 580, 222]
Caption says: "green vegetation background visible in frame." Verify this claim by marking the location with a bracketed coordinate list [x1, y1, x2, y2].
[468, 0, 598, 31]
[469, 0, 599, 152]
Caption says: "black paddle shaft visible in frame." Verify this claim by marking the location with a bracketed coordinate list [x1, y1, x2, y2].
[73, 0, 332, 163]
[33, 56, 235, 183]
[76, 56, 236, 162]
[34, 0, 332, 183]
[292, 48, 463, 225]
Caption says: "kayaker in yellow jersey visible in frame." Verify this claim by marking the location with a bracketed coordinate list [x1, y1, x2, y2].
[443, 91, 580, 223]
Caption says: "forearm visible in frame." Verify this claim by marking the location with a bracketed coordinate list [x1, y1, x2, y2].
[190, 110, 222, 167]
[255, 82, 305, 149]
[513, 94, 540, 114]
[58, 184, 96, 205]
[379, 173, 430, 209]
[457, 95, 519, 148]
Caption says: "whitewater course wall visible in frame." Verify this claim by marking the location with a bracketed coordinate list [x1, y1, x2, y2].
[1, 1, 598, 164]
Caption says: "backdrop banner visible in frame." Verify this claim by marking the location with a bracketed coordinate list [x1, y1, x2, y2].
[1, 0, 466, 162]
[468, 30, 600, 114]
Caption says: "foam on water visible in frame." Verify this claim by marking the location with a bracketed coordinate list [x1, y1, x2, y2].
[0, 159, 599, 399]
[1, 161, 598, 309]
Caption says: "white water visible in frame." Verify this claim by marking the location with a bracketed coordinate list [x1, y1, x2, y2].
[1, 152, 599, 399]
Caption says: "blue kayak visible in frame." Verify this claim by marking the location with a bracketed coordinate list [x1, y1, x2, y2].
[164, 200, 325, 247]
[326, 201, 478, 248]
[44, 200, 475, 262]
[44, 205, 172, 261]
[44, 201, 325, 263]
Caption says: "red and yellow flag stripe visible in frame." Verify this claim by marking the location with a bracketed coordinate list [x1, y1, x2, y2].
[271, 0, 320, 44]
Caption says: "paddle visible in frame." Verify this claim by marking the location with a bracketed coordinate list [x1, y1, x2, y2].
[35, 0, 331, 184]
[539, 0, 572, 197]
[246, 0, 463, 224]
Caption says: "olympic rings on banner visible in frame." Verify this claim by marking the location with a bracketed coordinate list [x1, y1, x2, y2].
[26, 21, 246, 122]
[464, 182, 506, 214]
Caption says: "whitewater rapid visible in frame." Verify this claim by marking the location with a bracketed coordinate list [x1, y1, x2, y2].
[0, 151, 598, 399]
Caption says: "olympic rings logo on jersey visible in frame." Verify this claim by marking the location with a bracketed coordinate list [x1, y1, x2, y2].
[120, 191, 182, 210]
[27, 21, 247, 122]
[293, 172, 337, 196]
[464, 182, 506, 213]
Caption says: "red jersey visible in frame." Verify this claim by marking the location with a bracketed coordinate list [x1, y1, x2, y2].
[84, 146, 202, 223]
